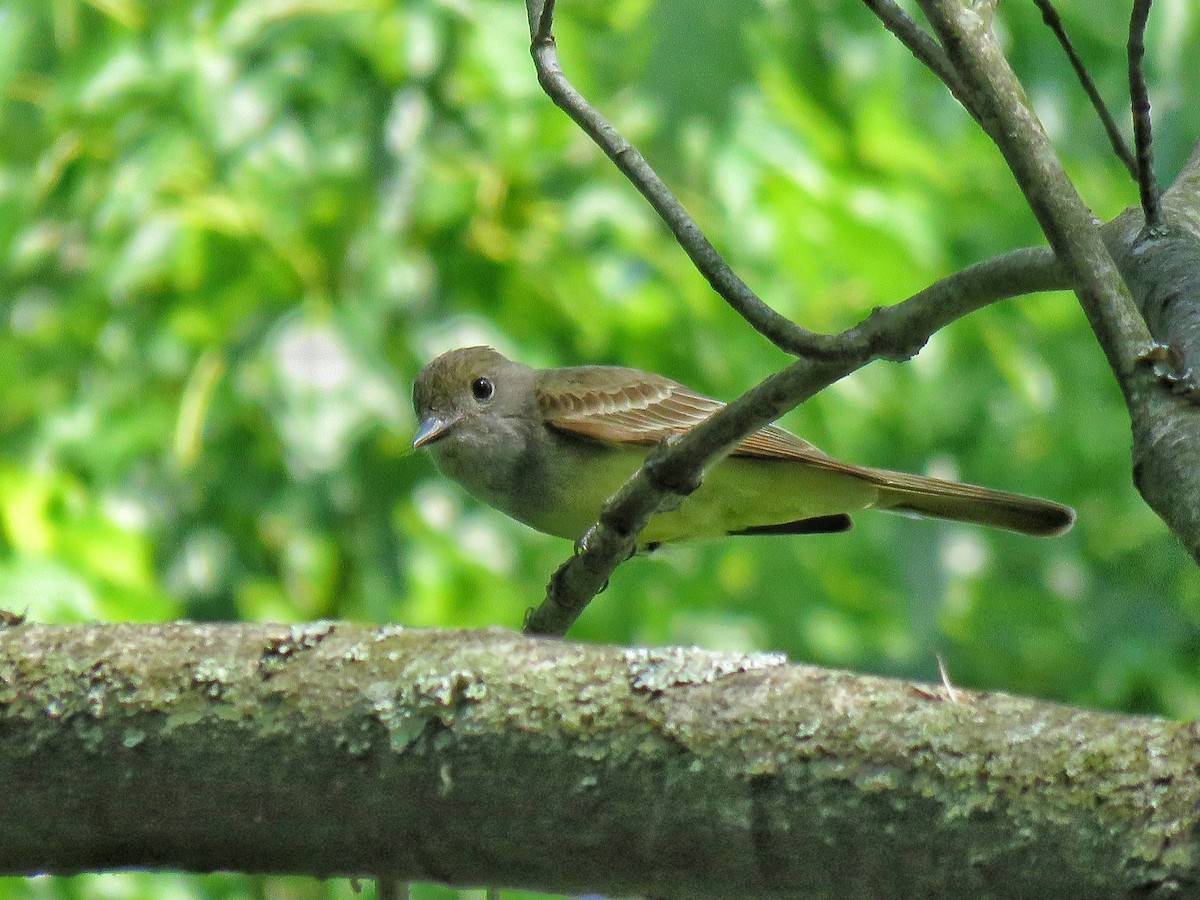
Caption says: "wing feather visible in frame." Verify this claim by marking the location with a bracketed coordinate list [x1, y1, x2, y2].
[535, 365, 831, 460]
[534, 363, 1074, 536]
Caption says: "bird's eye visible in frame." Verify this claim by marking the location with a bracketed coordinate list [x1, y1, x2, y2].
[470, 376, 495, 402]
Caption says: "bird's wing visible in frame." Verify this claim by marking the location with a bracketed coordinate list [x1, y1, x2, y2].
[535, 365, 832, 461]
[535, 364, 1074, 536]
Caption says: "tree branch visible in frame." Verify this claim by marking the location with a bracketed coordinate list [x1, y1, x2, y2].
[520, 0, 1088, 635]
[1032, 0, 1138, 178]
[522, 0, 1200, 630]
[1129, 0, 1163, 230]
[3, 620, 1200, 897]
[915, 0, 1152, 389]
[911, 2, 1200, 567]
[524, 245, 1070, 635]
[1102, 142, 1200, 556]
[526, 0, 839, 358]
[860, 0, 978, 121]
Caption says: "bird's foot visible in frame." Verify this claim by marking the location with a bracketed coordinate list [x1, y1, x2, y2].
[573, 525, 598, 556]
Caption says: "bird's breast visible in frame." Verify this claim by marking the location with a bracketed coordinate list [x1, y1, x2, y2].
[429, 421, 647, 540]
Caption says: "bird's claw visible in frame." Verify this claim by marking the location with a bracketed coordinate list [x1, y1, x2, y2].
[573, 524, 599, 556]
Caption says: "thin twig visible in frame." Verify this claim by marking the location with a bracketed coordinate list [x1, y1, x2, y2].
[527, 0, 843, 358]
[1128, 0, 1163, 230]
[860, 0, 979, 122]
[1031, 0, 1137, 178]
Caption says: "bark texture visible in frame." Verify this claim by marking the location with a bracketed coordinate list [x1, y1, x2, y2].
[1, 621, 1198, 898]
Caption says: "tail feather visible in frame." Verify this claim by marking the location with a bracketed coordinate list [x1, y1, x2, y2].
[866, 469, 1074, 537]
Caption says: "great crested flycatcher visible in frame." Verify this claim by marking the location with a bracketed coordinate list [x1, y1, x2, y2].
[412, 346, 1074, 545]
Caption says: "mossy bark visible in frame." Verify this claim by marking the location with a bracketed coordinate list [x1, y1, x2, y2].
[1, 621, 1197, 898]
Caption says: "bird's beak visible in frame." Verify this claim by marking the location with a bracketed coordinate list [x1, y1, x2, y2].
[412, 413, 461, 449]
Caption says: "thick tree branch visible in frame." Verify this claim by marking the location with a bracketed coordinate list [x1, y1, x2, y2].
[1103, 143, 1200, 555]
[3, 621, 1200, 897]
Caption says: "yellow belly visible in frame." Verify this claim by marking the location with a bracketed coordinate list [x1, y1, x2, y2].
[641, 458, 878, 543]
[520, 444, 878, 544]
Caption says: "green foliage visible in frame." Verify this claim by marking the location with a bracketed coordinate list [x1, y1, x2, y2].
[2, 0, 1199, 897]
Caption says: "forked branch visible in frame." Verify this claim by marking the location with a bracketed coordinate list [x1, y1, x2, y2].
[520, 0, 1094, 635]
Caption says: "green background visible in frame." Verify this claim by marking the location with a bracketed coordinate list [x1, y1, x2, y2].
[2, 0, 1198, 897]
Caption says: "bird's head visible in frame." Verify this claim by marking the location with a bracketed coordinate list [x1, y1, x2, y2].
[411, 346, 531, 449]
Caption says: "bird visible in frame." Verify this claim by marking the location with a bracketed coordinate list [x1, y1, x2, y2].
[411, 346, 1074, 546]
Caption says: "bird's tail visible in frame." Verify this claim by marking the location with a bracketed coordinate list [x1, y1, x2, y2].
[865, 468, 1074, 537]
